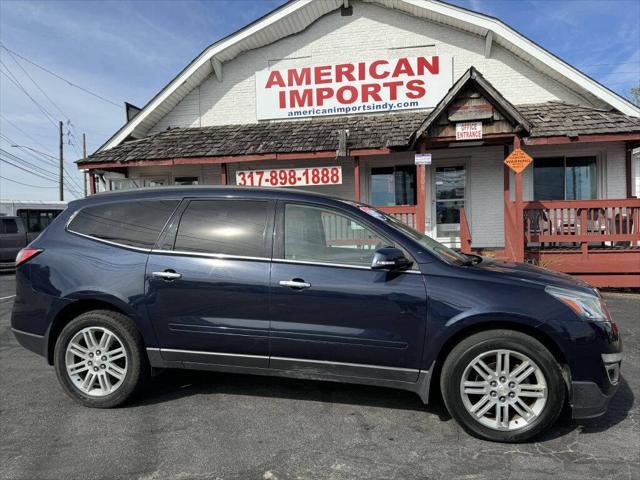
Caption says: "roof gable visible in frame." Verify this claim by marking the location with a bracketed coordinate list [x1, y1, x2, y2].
[409, 66, 531, 146]
[99, 0, 640, 153]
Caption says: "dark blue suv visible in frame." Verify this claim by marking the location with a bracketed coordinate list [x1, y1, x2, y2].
[11, 187, 621, 442]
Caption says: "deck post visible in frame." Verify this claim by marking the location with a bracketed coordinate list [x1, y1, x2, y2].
[220, 163, 228, 185]
[416, 144, 427, 233]
[354, 156, 361, 201]
[625, 142, 633, 198]
[89, 173, 96, 195]
[513, 136, 525, 262]
[503, 145, 516, 260]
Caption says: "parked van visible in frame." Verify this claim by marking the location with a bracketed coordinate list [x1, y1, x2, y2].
[11, 187, 621, 442]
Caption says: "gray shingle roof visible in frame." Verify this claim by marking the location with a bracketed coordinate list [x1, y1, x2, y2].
[81, 102, 640, 165]
[519, 101, 640, 137]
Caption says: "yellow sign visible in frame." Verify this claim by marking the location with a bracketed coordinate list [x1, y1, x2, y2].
[504, 148, 533, 174]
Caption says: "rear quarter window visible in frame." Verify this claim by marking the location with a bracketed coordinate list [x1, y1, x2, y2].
[68, 200, 179, 249]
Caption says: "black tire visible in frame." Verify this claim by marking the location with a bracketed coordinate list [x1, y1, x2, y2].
[440, 329, 565, 442]
[54, 309, 149, 408]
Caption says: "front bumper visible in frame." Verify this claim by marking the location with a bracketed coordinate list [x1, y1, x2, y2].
[572, 352, 622, 419]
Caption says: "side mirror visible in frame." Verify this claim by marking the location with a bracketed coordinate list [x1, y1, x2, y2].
[371, 247, 412, 271]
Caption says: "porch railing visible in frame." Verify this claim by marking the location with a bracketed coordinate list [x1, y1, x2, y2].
[377, 205, 418, 230]
[522, 199, 640, 247]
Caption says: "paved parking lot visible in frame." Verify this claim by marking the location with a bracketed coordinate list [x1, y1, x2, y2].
[1, 272, 638, 480]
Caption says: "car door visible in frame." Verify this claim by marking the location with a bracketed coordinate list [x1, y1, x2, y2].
[145, 198, 275, 368]
[269, 201, 427, 382]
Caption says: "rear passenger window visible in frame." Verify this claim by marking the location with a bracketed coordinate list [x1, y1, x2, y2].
[174, 200, 270, 257]
[1, 219, 19, 234]
[68, 200, 179, 249]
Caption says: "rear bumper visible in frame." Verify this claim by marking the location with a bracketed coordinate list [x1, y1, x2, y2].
[12, 327, 46, 357]
[571, 352, 622, 419]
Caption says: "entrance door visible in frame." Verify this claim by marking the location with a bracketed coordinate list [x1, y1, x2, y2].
[432, 165, 466, 247]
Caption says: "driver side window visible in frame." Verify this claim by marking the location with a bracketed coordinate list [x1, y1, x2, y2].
[284, 204, 391, 267]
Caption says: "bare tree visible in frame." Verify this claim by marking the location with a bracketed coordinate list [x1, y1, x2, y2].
[630, 85, 640, 106]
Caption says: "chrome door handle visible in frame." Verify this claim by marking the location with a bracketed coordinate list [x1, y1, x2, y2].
[151, 271, 182, 280]
[279, 279, 311, 289]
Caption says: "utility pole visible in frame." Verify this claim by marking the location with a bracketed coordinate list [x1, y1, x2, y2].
[58, 120, 64, 201]
[82, 133, 87, 197]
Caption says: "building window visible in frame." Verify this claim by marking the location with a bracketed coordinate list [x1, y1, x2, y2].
[371, 166, 416, 206]
[533, 156, 597, 200]
[110, 179, 142, 191]
[143, 177, 168, 187]
[174, 176, 199, 185]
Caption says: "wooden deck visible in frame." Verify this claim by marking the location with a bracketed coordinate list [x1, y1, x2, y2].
[460, 198, 640, 288]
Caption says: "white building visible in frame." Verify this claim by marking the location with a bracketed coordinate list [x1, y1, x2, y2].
[78, 0, 640, 287]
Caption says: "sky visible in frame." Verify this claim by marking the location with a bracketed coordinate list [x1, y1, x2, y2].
[0, 0, 638, 201]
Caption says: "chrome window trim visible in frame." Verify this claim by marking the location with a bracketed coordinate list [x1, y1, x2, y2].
[150, 249, 270, 263]
[272, 257, 422, 274]
[66, 228, 153, 253]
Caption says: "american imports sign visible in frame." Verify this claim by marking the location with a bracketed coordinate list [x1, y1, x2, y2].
[255, 55, 453, 120]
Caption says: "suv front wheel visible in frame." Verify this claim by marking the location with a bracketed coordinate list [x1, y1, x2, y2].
[440, 329, 565, 442]
[54, 310, 148, 408]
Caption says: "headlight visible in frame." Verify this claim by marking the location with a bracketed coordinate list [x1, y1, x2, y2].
[545, 286, 611, 321]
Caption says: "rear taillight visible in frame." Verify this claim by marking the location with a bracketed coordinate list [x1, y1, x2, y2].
[15, 248, 43, 267]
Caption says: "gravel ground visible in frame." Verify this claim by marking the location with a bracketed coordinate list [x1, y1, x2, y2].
[1, 272, 638, 480]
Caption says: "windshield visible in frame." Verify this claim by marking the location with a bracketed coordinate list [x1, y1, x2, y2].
[347, 202, 470, 265]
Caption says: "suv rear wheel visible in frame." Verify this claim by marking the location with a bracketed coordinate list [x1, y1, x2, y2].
[54, 310, 148, 408]
[440, 329, 565, 442]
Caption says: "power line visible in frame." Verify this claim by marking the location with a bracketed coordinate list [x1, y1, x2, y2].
[4, 47, 71, 122]
[0, 44, 121, 108]
[1, 152, 82, 196]
[0, 127, 85, 195]
[0, 63, 58, 128]
[0, 174, 58, 189]
[0, 114, 56, 155]
[2, 50, 87, 160]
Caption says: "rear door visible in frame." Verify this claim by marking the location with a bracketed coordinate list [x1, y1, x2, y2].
[146, 198, 275, 368]
[269, 201, 427, 382]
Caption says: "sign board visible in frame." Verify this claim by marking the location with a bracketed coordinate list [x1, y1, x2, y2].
[455, 122, 483, 140]
[255, 55, 453, 120]
[448, 98, 493, 122]
[236, 166, 342, 188]
[504, 148, 533, 174]
[415, 153, 432, 165]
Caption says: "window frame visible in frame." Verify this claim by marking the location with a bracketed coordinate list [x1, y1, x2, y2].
[533, 155, 599, 201]
[273, 200, 417, 271]
[370, 164, 417, 206]
[66, 199, 182, 252]
[158, 197, 276, 261]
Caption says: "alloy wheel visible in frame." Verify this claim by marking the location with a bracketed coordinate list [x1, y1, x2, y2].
[460, 349, 548, 431]
[65, 326, 128, 397]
